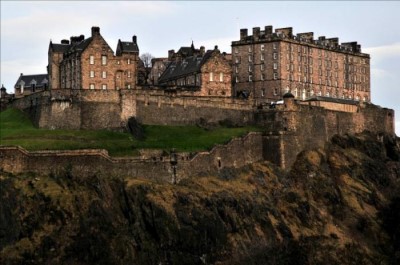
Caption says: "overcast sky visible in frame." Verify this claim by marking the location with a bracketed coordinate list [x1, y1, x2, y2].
[1, 1, 399, 135]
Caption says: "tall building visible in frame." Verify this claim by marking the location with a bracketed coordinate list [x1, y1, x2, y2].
[48, 26, 139, 90]
[231, 26, 370, 103]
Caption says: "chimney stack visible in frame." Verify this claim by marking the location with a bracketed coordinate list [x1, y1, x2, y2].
[253, 27, 260, 41]
[91, 26, 100, 37]
[168, 49, 175, 60]
[264, 25, 273, 36]
[132, 35, 137, 44]
[240, 28, 248, 40]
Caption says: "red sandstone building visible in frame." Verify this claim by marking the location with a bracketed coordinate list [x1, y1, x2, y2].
[231, 26, 371, 103]
[48, 26, 139, 90]
[158, 45, 232, 97]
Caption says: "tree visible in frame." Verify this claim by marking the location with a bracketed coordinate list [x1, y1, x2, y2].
[139, 53, 154, 85]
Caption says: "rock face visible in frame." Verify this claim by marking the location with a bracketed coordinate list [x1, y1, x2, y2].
[1, 131, 400, 265]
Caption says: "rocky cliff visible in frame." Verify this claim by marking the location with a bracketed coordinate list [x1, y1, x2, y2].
[1, 131, 399, 265]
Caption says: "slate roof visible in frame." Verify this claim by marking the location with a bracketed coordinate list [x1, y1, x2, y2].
[119, 41, 139, 53]
[14, 74, 49, 88]
[50, 43, 70, 53]
[304, 96, 359, 105]
[158, 50, 214, 83]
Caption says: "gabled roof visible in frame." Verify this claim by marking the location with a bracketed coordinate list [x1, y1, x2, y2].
[14, 74, 49, 88]
[71, 37, 93, 52]
[158, 50, 215, 83]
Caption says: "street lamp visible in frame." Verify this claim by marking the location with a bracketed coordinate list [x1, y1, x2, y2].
[170, 149, 178, 184]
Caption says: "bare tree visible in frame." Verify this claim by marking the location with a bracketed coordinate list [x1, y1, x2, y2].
[139, 53, 154, 85]
[140, 53, 154, 68]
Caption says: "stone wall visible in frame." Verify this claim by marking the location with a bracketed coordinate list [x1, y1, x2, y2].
[0, 133, 264, 182]
[11, 89, 136, 130]
[135, 89, 254, 126]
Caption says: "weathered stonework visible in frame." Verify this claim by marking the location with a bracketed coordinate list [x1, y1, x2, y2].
[232, 26, 371, 104]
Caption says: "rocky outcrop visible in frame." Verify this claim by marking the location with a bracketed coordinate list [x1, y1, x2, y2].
[1, 131, 399, 264]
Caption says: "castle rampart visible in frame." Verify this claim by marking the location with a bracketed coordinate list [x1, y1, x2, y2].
[0, 132, 264, 182]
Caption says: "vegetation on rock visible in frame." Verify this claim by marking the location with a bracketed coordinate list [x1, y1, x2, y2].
[0, 131, 399, 264]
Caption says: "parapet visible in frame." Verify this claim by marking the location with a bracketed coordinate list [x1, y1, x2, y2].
[234, 25, 367, 55]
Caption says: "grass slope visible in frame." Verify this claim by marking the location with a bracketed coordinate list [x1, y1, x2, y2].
[0, 108, 262, 156]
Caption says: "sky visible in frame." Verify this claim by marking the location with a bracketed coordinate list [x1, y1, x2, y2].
[1, 1, 399, 135]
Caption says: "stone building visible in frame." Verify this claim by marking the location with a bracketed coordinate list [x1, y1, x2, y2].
[148, 58, 169, 85]
[14, 73, 49, 97]
[231, 26, 370, 104]
[158, 46, 232, 97]
[48, 26, 139, 90]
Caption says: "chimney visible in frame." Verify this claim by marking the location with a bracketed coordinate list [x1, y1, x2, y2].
[61, 39, 70, 45]
[168, 49, 175, 60]
[264, 25, 273, 36]
[240, 28, 248, 40]
[200, 46, 205, 56]
[132, 35, 137, 44]
[253, 27, 260, 41]
[78, 35, 85, 42]
[91, 26, 100, 37]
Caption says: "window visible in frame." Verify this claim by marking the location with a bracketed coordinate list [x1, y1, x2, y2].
[261, 64, 265, 71]
[90, 70, 95, 78]
[102, 71, 106, 78]
[310, 66, 313, 74]
[102, 84, 107, 90]
[298, 65, 301, 72]
[102, 55, 107, 65]
[310, 76, 313, 84]
[127, 84, 131, 89]
[235, 56, 240, 64]
[209, 72, 213, 81]
[273, 52, 277, 60]
[273, 73, 278, 80]
[117, 60, 120, 65]
[127, 58, 131, 65]
[261, 44, 265, 51]
[273, 63, 278, 70]
[261, 74, 265, 81]
[235, 66, 238, 73]
[273, 43, 277, 50]
[234, 47, 239, 54]
[248, 46, 252, 52]
[261, 53, 264, 61]
[219, 72, 224, 82]
[127, 71, 131, 78]
[261, 89, 265, 97]
[90, 84, 95, 89]
[249, 75, 252, 82]
[248, 55, 252, 62]
[248, 65, 252, 72]
[90, 55, 94, 64]
[236, 76, 239, 83]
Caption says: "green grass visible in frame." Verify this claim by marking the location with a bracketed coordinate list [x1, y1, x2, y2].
[0, 108, 263, 157]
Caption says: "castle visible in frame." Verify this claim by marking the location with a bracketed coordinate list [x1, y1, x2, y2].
[0, 25, 394, 182]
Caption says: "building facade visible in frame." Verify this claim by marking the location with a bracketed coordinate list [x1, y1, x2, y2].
[48, 26, 139, 90]
[14, 73, 49, 97]
[232, 26, 371, 103]
[158, 46, 232, 97]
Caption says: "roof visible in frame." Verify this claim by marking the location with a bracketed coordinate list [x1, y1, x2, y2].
[158, 50, 214, 83]
[50, 43, 70, 53]
[304, 96, 359, 105]
[14, 74, 49, 88]
[119, 41, 139, 53]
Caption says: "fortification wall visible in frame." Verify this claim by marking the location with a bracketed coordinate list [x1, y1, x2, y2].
[273, 100, 395, 169]
[135, 90, 254, 126]
[0, 133, 264, 182]
[11, 89, 137, 130]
